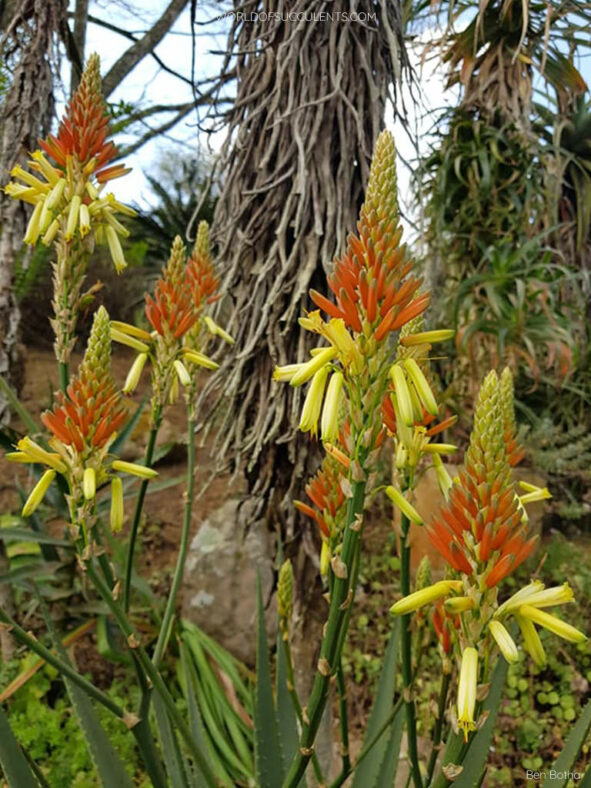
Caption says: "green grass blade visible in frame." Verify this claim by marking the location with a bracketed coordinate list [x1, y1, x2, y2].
[276, 632, 299, 774]
[0, 705, 39, 788]
[152, 692, 190, 788]
[352, 619, 400, 788]
[544, 698, 591, 786]
[254, 575, 284, 787]
[180, 641, 212, 776]
[179, 638, 235, 786]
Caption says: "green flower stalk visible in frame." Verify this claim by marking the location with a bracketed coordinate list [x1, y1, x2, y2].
[276, 130, 436, 787]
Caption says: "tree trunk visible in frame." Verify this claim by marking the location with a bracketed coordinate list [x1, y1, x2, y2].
[198, 1, 407, 773]
[0, 0, 65, 424]
[69, 0, 89, 92]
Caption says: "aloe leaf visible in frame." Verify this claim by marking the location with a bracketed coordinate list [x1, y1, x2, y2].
[276, 632, 299, 774]
[111, 394, 148, 454]
[352, 619, 400, 788]
[0, 527, 72, 547]
[0, 705, 39, 787]
[254, 575, 284, 787]
[545, 698, 591, 787]
[0, 376, 39, 434]
[178, 643, 210, 788]
[152, 692, 190, 788]
[373, 704, 405, 788]
[0, 560, 64, 585]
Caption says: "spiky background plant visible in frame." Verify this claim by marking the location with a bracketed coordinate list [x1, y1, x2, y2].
[414, 0, 590, 399]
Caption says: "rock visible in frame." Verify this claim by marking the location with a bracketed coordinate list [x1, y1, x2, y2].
[182, 497, 276, 664]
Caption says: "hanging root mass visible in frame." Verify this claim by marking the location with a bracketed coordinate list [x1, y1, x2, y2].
[198, 0, 408, 528]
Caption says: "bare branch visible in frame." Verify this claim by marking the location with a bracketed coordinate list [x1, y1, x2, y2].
[119, 100, 195, 124]
[117, 103, 194, 157]
[85, 12, 194, 88]
[101, 0, 189, 98]
[70, 0, 89, 91]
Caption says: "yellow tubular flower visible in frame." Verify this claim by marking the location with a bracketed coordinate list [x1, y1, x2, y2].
[10, 165, 49, 191]
[495, 581, 544, 618]
[390, 364, 414, 427]
[457, 647, 478, 741]
[424, 444, 458, 455]
[444, 597, 475, 613]
[39, 200, 53, 234]
[403, 358, 438, 415]
[110, 321, 152, 342]
[79, 204, 91, 237]
[123, 353, 148, 394]
[65, 195, 81, 240]
[488, 620, 519, 664]
[204, 316, 235, 345]
[111, 460, 158, 479]
[520, 583, 574, 610]
[110, 477, 124, 533]
[385, 485, 423, 525]
[320, 540, 330, 576]
[182, 349, 219, 370]
[103, 210, 130, 238]
[519, 488, 552, 505]
[23, 201, 44, 245]
[11, 437, 66, 473]
[105, 224, 127, 272]
[390, 580, 463, 616]
[322, 318, 363, 371]
[273, 363, 303, 382]
[516, 615, 547, 668]
[300, 366, 329, 435]
[30, 151, 60, 185]
[83, 468, 96, 500]
[400, 330, 455, 347]
[46, 178, 66, 210]
[22, 470, 56, 517]
[518, 605, 587, 643]
[432, 454, 452, 498]
[42, 219, 60, 246]
[110, 327, 150, 353]
[290, 348, 336, 387]
[173, 359, 191, 387]
[320, 371, 344, 442]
